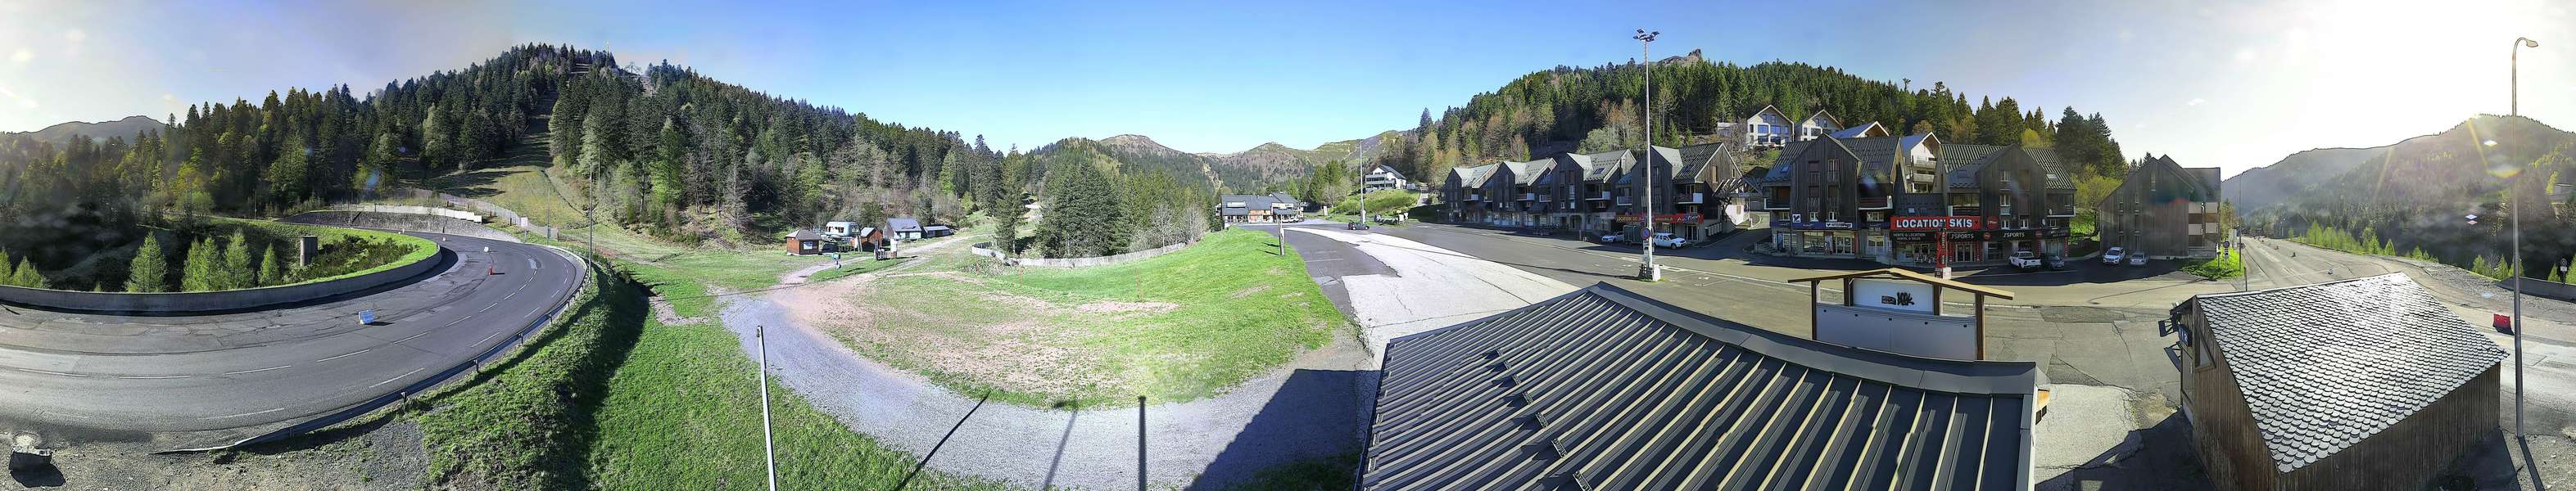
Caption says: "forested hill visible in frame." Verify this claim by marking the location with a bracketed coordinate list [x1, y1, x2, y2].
[2223, 146, 2381, 212]
[1024, 133, 1397, 194]
[2239, 115, 2576, 278]
[0, 44, 1008, 250]
[6, 115, 167, 146]
[1360, 51, 2135, 188]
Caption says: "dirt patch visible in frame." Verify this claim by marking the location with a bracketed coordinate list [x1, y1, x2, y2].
[650, 295, 705, 325]
[1229, 285, 1273, 299]
[1077, 301, 1179, 313]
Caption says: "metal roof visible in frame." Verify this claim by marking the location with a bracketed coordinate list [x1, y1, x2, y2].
[1365, 283, 2038, 491]
[2185, 273, 2506, 472]
[886, 218, 924, 232]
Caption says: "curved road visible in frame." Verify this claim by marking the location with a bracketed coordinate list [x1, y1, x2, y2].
[0, 231, 582, 447]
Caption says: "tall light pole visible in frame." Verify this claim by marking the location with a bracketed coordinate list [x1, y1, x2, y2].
[1635, 29, 1662, 282]
[2507, 36, 2538, 440]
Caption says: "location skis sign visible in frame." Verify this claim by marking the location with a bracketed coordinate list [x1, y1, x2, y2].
[1891, 216, 1983, 231]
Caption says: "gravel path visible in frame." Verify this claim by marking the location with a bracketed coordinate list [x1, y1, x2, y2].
[719, 241, 1374, 489]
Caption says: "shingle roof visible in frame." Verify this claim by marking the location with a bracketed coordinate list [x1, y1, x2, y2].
[2187, 273, 2507, 472]
[1940, 145, 2076, 191]
[1505, 159, 1551, 185]
[1453, 164, 1497, 188]
[1829, 122, 1889, 138]
[1760, 140, 1816, 185]
[1365, 283, 2037, 491]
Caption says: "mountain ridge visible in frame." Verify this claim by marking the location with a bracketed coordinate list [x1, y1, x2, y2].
[7, 115, 166, 145]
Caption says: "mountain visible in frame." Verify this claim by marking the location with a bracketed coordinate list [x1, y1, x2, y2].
[2234, 115, 2576, 272]
[7, 115, 166, 145]
[1031, 133, 1401, 193]
[2223, 146, 2381, 212]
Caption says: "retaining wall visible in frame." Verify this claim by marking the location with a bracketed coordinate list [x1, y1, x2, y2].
[329, 204, 484, 223]
[0, 241, 446, 314]
[2500, 277, 2576, 303]
[971, 238, 1195, 268]
[282, 211, 521, 242]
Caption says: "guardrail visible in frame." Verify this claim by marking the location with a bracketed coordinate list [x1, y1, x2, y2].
[0, 245, 446, 315]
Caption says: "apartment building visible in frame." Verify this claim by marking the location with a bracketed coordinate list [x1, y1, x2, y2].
[1762, 131, 2076, 265]
[2100, 154, 2223, 259]
[1361, 163, 1411, 192]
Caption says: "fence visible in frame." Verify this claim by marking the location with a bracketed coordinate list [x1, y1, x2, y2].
[971, 239, 1196, 268]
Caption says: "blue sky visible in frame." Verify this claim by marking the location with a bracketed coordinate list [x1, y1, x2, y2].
[3, 0, 2572, 177]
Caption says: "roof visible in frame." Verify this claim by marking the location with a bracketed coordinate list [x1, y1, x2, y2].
[2186, 273, 2507, 472]
[784, 229, 822, 241]
[1759, 140, 1815, 185]
[921, 225, 952, 232]
[1940, 145, 2076, 191]
[855, 227, 877, 236]
[1829, 122, 1890, 138]
[1801, 109, 1842, 129]
[1269, 192, 1298, 205]
[1504, 159, 1551, 185]
[886, 218, 924, 232]
[1365, 283, 2038, 490]
[826, 221, 858, 227]
[1613, 146, 1686, 185]
[1785, 268, 2017, 299]
[1451, 164, 1498, 188]
[1674, 142, 1731, 184]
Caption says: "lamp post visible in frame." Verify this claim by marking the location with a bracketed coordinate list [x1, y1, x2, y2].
[2504, 36, 2539, 439]
[1635, 29, 1662, 282]
[2515, 38, 2538, 116]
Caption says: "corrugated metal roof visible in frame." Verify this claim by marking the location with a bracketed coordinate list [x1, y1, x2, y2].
[1365, 283, 2038, 491]
[2187, 273, 2506, 472]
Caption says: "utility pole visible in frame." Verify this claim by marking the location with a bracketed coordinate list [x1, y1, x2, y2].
[1136, 394, 1148, 491]
[2508, 36, 2538, 439]
[1635, 29, 1662, 282]
[757, 325, 778, 491]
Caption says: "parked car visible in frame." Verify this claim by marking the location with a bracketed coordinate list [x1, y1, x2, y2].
[2103, 247, 2127, 265]
[1598, 232, 1626, 244]
[1651, 232, 1687, 249]
[2045, 255, 2068, 271]
[2008, 250, 2044, 270]
[2128, 255, 2149, 267]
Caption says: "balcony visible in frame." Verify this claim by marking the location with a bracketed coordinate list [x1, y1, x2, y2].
[1587, 191, 1612, 200]
[1859, 196, 1890, 209]
[1519, 193, 1536, 201]
[1616, 196, 1633, 205]
[1465, 194, 1483, 201]
[2048, 207, 2076, 217]
[1678, 192, 1705, 204]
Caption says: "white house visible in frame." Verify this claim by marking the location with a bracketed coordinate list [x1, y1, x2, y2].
[1362, 164, 1410, 192]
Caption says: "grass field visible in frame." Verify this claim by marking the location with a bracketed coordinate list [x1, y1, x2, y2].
[2181, 247, 2244, 279]
[811, 228, 1348, 408]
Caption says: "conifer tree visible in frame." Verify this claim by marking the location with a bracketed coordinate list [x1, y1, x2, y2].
[221, 231, 255, 290]
[182, 238, 221, 292]
[126, 235, 170, 292]
[257, 246, 284, 286]
[4, 258, 41, 289]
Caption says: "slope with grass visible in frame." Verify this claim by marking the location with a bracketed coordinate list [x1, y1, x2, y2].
[801, 228, 1349, 408]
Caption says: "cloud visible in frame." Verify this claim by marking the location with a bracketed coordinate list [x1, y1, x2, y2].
[2187, 97, 2205, 106]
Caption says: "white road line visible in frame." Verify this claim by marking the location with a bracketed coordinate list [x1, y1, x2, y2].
[15, 367, 88, 377]
[478, 304, 495, 313]
[396, 330, 435, 344]
[223, 365, 292, 375]
[373, 367, 426, 388]
[314, 349, 371, 363]
[116, 375, 190, 380]
[478, 331, 501, 345]
[206, 407, 287, 420]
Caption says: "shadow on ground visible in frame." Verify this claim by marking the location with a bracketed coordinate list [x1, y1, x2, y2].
[1178, 369, 1373, 491]
[2039, 413, 2212, 490]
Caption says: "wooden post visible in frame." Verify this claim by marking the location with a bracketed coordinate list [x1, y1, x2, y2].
[1841, 277, 1855, 306]
[1932, 286, 1944, 316]
[1809, 280, 1820, 340]
[1974, 295, 1988, 360]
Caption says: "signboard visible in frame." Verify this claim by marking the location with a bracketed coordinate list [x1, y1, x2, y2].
[1814, 304, 1978, 360]
[1945, 231, 1983, 241]
[1891, 216, 1984, 231]
[1890, 231, 1932, 242]
[1615, 212, 1700, 224]
[1850, 278, 1938, 313]
[1993, 230, 2034, 241]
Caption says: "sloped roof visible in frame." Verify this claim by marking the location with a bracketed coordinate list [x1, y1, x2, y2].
[1505, 159, 1553, 185]
[1940, 145, 2076, 191]
[886, 218, 924, 232]
[1801, 109, 1842, 129]
[784, 229, 822, 240]
[1829, 121, 1890, 138]
[1759, 140, 1817, 185]
[1365, 283, 2038, 490]
[1675, 142, 1732, 184]
[1614, 146, 1686, 185]
[2187, 273, 2506, 472]
[1452, 164, 1498, 188]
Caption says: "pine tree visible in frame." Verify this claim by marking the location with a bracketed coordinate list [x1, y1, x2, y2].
[220, 231, 254, 290]
[0, 250, 13, 286]
[126, 234, 170, 292]
[4, 258, 41, 289]
[257, 246, 284, 286]
[182, 238, 220, 292]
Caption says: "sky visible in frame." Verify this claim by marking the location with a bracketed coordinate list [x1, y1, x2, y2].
[2, 0, 2572, 178]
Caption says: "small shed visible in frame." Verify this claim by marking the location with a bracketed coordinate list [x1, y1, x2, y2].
[784, 229, 825, 255]
[887, 218, 926, 240]
[921, 225, 953, 238]
[2171, 273, 2506, 490]
[848, 226, 885, 251]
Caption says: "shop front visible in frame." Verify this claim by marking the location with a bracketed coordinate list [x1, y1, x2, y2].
[1771, 220, 1863, 257]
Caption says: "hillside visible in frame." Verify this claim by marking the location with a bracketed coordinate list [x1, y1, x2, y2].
[7, 115, 166, 145]
[2223, 146, 2381, 212]
[1031, 133, 1399, 194]
[2239, 115, 2576, 275]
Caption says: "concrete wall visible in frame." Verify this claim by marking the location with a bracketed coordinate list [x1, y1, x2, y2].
[971, 239, 1194, 268]
[2501, 277, 2576, 303]
[0, 241, 445, 314]
[282, 211, 520, 242]
[330, 205, 483, 223]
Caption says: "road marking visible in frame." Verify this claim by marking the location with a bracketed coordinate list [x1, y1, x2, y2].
[478, 304, 495, 313]
[373, 367, 426, 388]
[207, 407, 287, 420]
[117, 375, 190, 380]
[224, 365, 292, 375]
[478, 331, 501, 345]
[396, 330, 436, 344]
[314, 349, 371, 363]
[15, 367, 88, 377]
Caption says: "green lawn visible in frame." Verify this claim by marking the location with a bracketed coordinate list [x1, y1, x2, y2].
[822, 228, 1349, 407]
[2181, 247, 2243, 280]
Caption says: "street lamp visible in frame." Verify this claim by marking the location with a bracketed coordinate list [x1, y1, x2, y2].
[2515, 38, 2538, 116]
[1635, 29, 1662, 282]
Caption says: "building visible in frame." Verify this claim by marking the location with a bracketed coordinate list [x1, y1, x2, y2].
[823, 221, 860, 236]
[1795, 109, 1845, 141]
[1219, 194, 1288, 223]
[847, 226, 885, 251]
[1667, 142, 1750, 241]
[886, 218, 926, 240]
[1363, 283, 2040, 490]
[1478, 159, 1551, 227]
[1439, 164, 1496, 223]
[921, 225, 953, 237]
[1361, 164, 1410, 192]
[1268, 192, 1306, 216]
[1828, 121, 1891, 138]
[1760, 133, 2076, 266]
[2100, 154, 2223, 259]
[783, 229, 825, 255]
[2169, 273, 2505, 490]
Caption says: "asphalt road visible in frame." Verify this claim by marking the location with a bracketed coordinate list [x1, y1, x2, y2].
[0, 231, 582, 447]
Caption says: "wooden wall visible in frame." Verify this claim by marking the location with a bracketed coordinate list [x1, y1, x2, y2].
[2284, 367, 2501, 490]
